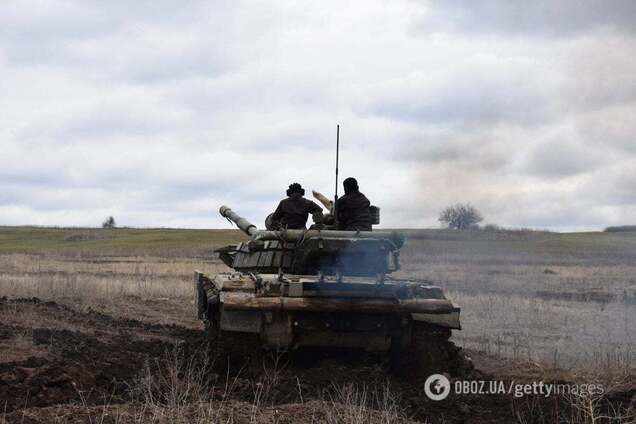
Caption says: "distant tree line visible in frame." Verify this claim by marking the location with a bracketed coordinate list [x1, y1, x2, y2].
[604, 225, 636, 232]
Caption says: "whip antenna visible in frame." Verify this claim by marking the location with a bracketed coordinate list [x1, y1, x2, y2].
[334, 124, 340, 225]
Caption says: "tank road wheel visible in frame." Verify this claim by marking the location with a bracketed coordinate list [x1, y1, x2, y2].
[392, 321, 472, 379]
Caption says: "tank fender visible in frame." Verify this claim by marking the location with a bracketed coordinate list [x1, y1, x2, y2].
[412, 307, 461, 330]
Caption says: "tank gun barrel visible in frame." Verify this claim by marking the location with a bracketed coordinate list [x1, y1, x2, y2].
[219, 206, 258, 236]
[219, 205, 405, 248]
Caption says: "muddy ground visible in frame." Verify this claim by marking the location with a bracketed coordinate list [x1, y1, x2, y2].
[1, 297, 634, 423]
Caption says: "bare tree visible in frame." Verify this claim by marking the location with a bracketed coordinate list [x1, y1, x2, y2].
[438, 204, 483, 230]
[102, 216, 116, 229]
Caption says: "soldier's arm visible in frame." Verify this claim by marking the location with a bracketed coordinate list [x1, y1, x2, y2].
[271, 201, 284, 221]
[308, 200, 323, 214]
[307, 200, 324, 224]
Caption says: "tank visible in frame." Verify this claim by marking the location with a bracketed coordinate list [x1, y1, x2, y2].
[195, 206, 468, 376]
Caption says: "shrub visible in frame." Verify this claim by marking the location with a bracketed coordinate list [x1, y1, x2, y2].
[102, 216, 116, 229]
[438, 203, 483, 230]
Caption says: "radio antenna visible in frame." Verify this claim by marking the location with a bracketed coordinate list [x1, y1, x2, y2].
[334, 124, 340, 225]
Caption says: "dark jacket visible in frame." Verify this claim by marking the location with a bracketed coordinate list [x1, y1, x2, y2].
[336, 191, 372, 231]
[271, 194, 323, 229]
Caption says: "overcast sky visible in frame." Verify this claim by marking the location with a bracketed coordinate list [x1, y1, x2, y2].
[1, 1, 635, 231]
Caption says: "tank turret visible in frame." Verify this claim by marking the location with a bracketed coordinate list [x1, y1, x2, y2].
[217, 206, 404, 278]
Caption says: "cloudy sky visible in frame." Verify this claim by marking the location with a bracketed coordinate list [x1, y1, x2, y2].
[1, 0, 635, 231]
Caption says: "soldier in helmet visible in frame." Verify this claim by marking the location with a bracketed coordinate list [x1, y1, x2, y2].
[336, 177, 372, 231]
[269, 183, 324, 230]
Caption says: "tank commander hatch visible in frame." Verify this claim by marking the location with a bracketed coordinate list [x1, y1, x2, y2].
[268, 183, 323, 230]
[336, 177, 372, 231]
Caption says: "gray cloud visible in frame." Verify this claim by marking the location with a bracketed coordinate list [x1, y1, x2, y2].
[523, 139, 612, 178]
[1, 0, 635, 230]
[363, 70, 554, 126]
[391, 127, 516, 177]
[418, 0, 636, 36]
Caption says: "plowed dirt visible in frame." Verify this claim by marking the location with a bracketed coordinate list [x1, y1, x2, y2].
[1, 297, 633, 423]
[0, 297, 202, 413]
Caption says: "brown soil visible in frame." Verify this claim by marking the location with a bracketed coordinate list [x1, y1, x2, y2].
[0, 297, 203, 413]
[1, 297, 634, 423]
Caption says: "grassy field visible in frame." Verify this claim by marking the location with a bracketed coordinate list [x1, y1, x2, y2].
[0, 226, 635, 423]
[397, 229, 636, 378]
[2, 225, 635, 374]
[0, 226, 245, 256]
[4, 225, 636, 258]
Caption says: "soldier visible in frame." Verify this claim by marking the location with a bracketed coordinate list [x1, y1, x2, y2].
[336, 177, 372, 231]
[270, 183, 323, 230]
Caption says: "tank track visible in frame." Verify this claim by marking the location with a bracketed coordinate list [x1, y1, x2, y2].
[207, 321, 261, 374]
[206, 315, 471, 378]
[392, 321, 473, 379]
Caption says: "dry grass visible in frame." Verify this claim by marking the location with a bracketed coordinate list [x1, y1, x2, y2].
[450, 291, 635, 380]
[67, 346, 411, 424]
[2, 230, 635, 377]
[398, 235, 636, 382]
[511, 386, 636, 424]
[323, 382, 405, 424]
[1, 227, 635, 423]
[0, 226, 245, 256]
[0, 254, 228, 326]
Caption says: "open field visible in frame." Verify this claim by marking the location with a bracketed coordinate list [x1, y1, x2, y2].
[0, 226, 245, 256]
[397, 230, 636, 378]
[0, 227, 635, 423]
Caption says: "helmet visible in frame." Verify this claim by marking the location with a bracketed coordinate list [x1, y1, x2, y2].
[287, 182, 305, 196]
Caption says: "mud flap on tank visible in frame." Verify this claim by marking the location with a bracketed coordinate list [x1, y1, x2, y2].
[194, 271, 220, 320]
[195, 271, 206, 319]
[411, 307, 461, 330]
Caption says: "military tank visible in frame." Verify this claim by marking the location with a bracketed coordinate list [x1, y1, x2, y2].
[195, 206, 467, 376]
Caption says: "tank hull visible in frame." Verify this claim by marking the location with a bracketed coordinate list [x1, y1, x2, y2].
[195, 271, 460, 352]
